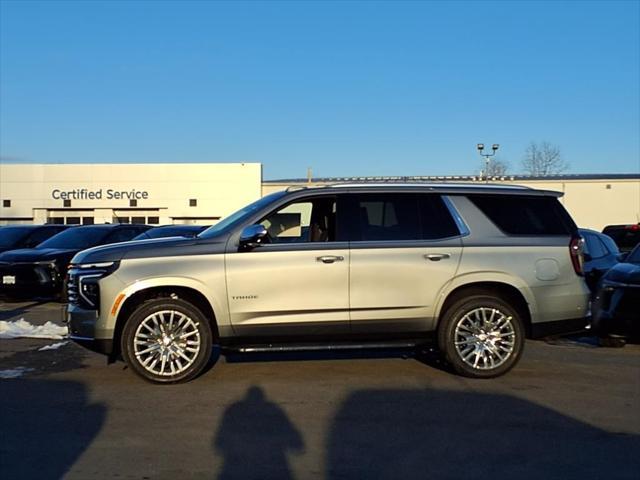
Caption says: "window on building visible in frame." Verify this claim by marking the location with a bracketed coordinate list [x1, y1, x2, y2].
[113, 216, 130, 224]
[63, 199, 71, 207]
[82, 217, 95, 225]
[189, 199, 197, 207]
[130, 199, 138, 207]
[47, 217, 65, 225]
[131, 216, 146, 224]
[147, 216, 160, 225]
[66, 217, 81, 225]
[2, 200, 10, 208]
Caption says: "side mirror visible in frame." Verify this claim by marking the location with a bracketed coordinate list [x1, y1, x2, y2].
[617, 252, 628, 262]
[239, 224, 268, 250]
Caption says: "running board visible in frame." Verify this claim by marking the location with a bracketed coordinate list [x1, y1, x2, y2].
[224, 340, 422, 354]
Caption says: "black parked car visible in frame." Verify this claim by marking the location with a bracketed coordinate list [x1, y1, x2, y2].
[579, 228, 622, 292]
[592, 244, 640, 346]
[132, 225, 208, 240]
[0, 224, 150, 299]
[0, 225, 70, 254]
[602, 224, 640, 253]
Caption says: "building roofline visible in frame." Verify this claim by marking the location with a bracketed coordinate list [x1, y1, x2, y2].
[265, 173, 640, 183]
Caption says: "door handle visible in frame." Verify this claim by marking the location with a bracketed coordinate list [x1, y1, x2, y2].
[316, 255, 344, 264]
[424, 253, 450, 261]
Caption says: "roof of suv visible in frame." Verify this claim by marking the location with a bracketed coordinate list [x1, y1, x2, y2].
[286, 182, 563, 197]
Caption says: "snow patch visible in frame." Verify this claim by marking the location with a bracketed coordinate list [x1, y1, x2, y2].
[0, 367, 35, 379]
[0, 319, 67, 340]
[38, 341, 69, 351]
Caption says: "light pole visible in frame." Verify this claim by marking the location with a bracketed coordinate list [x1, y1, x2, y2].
[477, 143, 499, 182]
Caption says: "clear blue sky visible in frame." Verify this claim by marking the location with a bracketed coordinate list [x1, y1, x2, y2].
[1, 0, 638, 179]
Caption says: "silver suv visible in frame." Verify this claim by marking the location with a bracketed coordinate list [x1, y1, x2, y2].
[67, 184, 589, 383]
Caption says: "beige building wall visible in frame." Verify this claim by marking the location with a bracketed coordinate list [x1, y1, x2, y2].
[262, 178, 640, 232]
[0, 163, 262, 225]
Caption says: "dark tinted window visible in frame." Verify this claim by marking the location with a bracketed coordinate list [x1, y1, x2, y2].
[599, 234, 619, 254]
[584, 233, 606, 259]
[38, 227, 111, 250]
[105, 227, 144, 244]
[626, 244, 640, 264]
[602, 226, 640, 252]
[352, 193, 459, 241]
[468, 195, 575, 235]
[0, 226, 32, 249]
[419, 195, 460, 239]
[357, 194, 421, 241]
[66, 217, 81, 225]
[25, 227, 66, 247]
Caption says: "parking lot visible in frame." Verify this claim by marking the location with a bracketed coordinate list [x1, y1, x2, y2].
[1, 300, 639, 479]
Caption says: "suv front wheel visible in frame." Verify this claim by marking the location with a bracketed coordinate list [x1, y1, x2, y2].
[121, 298, 213, 383]
[438, 294, 525, 378]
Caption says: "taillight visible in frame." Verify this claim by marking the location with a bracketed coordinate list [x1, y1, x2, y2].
[569, 235, 585, 276]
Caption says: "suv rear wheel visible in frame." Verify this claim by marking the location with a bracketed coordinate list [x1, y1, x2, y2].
[121, 298, 213, 383]
[438, 294, 525, 378]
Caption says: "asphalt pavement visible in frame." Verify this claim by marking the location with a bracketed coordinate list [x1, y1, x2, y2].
[1, 300, 639, 479]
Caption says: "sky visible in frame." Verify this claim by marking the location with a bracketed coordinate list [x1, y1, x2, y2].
[0, 0, 639, 180]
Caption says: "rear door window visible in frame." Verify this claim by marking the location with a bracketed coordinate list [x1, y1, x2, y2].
[351, 193, 459, 241]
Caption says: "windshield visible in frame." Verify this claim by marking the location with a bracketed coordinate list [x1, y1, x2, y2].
[626, 244, 640, 264]
[37, 226, 111, 250]
[0, 227, 32, 249]
[198, 191, 288, 239]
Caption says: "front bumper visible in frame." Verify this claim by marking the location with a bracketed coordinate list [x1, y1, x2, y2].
[0, 262, 63, 297]
[592, 282, 640, 338]
[66, 303, 114, 355]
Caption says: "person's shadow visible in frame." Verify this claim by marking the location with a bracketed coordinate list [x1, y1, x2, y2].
[214, 386, 304, 480]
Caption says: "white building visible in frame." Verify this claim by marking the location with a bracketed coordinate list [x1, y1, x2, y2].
[1, 162, 638, 232]
[0, 163, 262, 226]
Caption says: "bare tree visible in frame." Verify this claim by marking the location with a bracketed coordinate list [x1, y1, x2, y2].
[522, 141, 569, 176]
[480, 158, 510, 177]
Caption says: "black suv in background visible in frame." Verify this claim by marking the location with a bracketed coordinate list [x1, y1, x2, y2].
[602, 224, 640, 253]
[0, 224, 150, 299]
[593, 243, 640, 345]
[579, 228, 622, 292]
[0, 225, 70, 254]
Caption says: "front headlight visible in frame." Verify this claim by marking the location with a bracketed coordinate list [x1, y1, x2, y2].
[67, 261, 119, 310]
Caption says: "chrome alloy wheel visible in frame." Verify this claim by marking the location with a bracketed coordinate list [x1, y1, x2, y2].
[453, 307, 516, 370]
[133, 310, 202, 377]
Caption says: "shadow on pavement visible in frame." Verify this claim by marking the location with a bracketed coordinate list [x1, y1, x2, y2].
[0, 299, 52, 321]
[0, 379, 106, 478]
[213, 386, 304, 480]
[327, 389, 640, 479]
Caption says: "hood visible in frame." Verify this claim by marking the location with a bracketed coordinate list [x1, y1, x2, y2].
[603, 262, 640, 284]
[71, 235, 230, 265]
[0, 248, 78, 264]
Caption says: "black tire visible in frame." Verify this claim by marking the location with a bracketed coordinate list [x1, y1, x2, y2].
[598, 336, 626, 348]
[121, 298, 213, 384]
[438, 293, 525, 378]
